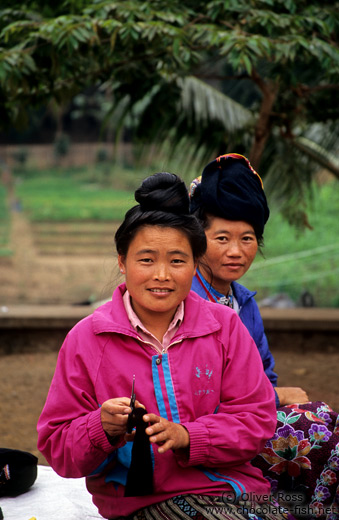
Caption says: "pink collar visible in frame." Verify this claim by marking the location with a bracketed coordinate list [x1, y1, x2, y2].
[122, 290, 184, 352]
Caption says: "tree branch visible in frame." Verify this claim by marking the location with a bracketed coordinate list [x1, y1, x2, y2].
[249, 69, 279, 169]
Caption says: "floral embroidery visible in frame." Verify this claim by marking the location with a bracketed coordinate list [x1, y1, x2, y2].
[261, 425, 311, 477]
[309, 445, 339, 517]
[253, 402, 339, 520]
[265, 476, 279, 494]
[311, 500, 328, 518]
[314, 484, 331, 501]
[285, 403, 334, 425]
[320, 469, 337, 486]
[328, 455, 339, 471]
[334, 416, 339, 436]
[305, 411, 327, 423]
[318, 404, 333, 413]
[317, 411, 332, 425]
[309, 424, 332, 444]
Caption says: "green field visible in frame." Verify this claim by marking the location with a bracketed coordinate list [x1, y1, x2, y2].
[15, 169, 136, 221]
[7, 166, 339, 307]
[241, 181, 339, 307]
[0, 185, 12, 256]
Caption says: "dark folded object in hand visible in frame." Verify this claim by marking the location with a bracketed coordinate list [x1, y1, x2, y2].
[125, 408, 153, 497]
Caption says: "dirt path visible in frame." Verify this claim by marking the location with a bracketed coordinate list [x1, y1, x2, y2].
[1, 209, 119, 305]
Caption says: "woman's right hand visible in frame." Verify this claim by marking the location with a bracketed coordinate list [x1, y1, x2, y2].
[101, 397, 144, 439]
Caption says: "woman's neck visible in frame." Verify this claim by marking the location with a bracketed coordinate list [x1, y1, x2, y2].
[198, 265, 231, 296]
[137, 314, 170, 343]
[132, 305, 176, 344]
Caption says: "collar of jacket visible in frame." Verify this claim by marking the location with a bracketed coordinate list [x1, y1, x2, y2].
[91, 283, 222, 341]
[231, 281, 257, 309]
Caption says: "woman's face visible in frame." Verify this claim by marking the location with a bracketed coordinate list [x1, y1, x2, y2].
[200, 217, 258, 294]
[118, 225, 196, 326]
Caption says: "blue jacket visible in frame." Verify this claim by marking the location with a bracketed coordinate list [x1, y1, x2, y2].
[191, 275, 280, 407]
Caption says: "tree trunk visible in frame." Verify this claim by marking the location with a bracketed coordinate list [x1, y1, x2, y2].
[249, 72, 279, 170]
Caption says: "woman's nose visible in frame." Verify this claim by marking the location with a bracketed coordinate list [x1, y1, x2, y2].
[226, 240, 241, 256]
[153, 263, 170, 280]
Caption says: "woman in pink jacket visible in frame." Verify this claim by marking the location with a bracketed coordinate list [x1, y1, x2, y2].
[37, 172, 294, 520]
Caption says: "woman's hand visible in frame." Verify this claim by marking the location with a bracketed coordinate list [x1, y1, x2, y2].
[101, 397, 144, 439]
[276, 386, 309, 406]
[143, 413, 190, 454]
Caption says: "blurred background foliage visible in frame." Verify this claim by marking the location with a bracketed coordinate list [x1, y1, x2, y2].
[2, 163, 337, 307]
[1, 0, 338, 219]
[0, 0, 338, 305]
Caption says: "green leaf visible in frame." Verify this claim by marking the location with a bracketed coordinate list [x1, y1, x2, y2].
[242, 54, 252, 75]
[286, 414, 302, 424]
[173, 37, 180, 57]
[277, 411, 287, 422]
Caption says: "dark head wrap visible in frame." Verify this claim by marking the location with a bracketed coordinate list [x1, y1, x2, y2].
[189, 153, 269, 236]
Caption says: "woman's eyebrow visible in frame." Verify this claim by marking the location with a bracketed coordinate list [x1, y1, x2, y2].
[135, 248, 190, 256]
[213, 229, 230, 234]
[213, 229, 256, 235]
[168, 250, 190, 257]
[135, 248, 156, 255]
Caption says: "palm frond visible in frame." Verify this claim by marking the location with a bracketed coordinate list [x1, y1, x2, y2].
[291, 136, 339, 180]
[120, 75, 254, 180]
[178, 76, 254, 132]
[105, 75, 338, 228]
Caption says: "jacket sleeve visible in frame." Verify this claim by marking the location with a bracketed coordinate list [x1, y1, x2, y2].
[258, 330, 280, 407]
[179, 311, 277, 469]
[239, 296, 280, 407]
[252, 308, 278, 386]
[258, 331, 280, 408]
[37, 322, 123, 478]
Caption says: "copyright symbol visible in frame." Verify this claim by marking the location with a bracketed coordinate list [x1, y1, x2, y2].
[223, 491, 236, 504]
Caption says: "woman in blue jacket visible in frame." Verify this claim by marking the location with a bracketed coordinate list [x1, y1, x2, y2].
[189, 153, 339, 520]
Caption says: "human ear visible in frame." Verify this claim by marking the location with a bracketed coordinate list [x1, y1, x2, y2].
[118, 255, 126, 274]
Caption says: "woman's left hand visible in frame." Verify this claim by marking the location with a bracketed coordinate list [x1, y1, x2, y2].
[275, 386, 309, 406]
[143, 413, 189, 454]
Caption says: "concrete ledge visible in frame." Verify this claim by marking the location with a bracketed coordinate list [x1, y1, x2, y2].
[0, 304, 90, 329]
[0, 304, 338, 354]
[260, 307, 339, 332]
[1, 304, 338, 330]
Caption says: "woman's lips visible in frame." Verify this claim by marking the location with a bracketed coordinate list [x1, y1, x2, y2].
[148, 288, 173, 293]
[224, 263, 243, 270]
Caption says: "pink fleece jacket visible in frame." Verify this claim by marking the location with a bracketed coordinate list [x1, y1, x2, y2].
[37, 284, 276, 519]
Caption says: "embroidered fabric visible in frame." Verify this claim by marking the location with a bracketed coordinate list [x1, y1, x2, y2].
[195, 268, 234, 309]
[217, 288, 234, 309]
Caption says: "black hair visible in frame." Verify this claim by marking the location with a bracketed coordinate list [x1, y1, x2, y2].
[115, 172, 207, 260]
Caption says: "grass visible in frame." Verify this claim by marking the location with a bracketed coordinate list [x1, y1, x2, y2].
[241, 181, 339, 307]
[15, 169, 136, 221]
[12, 165, 339, 307]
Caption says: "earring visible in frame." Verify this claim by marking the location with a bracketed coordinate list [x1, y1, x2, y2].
[120, 268, 124, 274]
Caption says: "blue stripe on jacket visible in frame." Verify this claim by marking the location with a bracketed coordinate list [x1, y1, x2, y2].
[191, 275, 280, 408]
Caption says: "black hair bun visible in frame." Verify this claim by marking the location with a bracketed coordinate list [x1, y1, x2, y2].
[135, 172, 189, 215]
